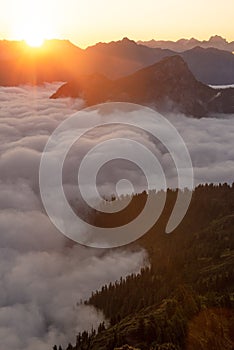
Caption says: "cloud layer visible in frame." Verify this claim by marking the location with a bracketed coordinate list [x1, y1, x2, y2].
[0, 84, 147, 350]
[0, 83, 233, 349]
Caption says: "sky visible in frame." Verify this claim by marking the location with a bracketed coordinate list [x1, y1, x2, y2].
[0, 0, 234, 47]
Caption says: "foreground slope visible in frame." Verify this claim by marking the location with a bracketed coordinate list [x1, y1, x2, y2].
[54, 184, 234, 350]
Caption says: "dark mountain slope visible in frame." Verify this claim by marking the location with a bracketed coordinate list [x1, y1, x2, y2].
[50, 55, 234, 117]
[86, 38, 173, 61]
[85, 38, 234, 84]
[54, 184, 234, 350]
[181, 47, 234, 85]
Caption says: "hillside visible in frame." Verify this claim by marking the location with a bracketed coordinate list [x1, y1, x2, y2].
[53, 184, 234, 350]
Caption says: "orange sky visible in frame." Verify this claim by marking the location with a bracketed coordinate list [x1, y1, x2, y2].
[0, 0, 233, 48]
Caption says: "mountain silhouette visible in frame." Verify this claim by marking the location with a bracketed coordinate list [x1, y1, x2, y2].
[138, 35, 234, 52]
[0, 37, 234, 85]
[50, 55, 234, 117]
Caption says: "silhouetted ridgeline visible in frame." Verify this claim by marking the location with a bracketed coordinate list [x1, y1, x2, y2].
[54, 183, 234, 350]
[1, 38, 234, 85]
[50, 56, 234, 117]
[138, 35, 234, 53]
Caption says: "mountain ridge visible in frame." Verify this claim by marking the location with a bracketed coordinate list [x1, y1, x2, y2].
[137, 35, 234, 52]
[0, 37, 234, 85]
[50, 55, 234, 117]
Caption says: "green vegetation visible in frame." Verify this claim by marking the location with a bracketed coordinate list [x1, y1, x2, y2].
[54, 183, 234, 350]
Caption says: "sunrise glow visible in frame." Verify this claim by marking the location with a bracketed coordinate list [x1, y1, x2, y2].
[13, 19, 55, 48]
[24, 35, 45, 48]
[9, 0, 57, 47]
[1, 0, 233, 48]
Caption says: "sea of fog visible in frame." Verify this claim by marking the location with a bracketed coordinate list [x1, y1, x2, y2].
[0, 82, 233, 349]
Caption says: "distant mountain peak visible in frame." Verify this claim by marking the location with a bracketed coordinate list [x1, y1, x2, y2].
[121, 37, 135, 44]
[137, 35, 234, 53]
[140, 54, 189, 76]
[51, 54, 234, 117]
[89, 37, 137, 49]
[189, 37, 199, 43]
[209, 35, 227, 43]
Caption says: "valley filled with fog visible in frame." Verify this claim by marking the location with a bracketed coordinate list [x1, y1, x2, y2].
[0, 83, 233, 350]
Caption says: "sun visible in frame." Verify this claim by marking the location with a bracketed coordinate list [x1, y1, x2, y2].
[19, 23, 47, 48]
[25, 35, 45, 48]
[11, 0, 63, 50]
[11, 0, 59, 47]
[16, 22, 48, 48]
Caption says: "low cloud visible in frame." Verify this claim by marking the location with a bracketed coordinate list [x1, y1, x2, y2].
[0, 84, 147, 350]
[0, 244, 146, 350]
[166, 113, 234, 185]
[0, 83, 233, 349]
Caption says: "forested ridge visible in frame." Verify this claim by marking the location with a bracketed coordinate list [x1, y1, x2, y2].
[53, 184, 234, 350]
